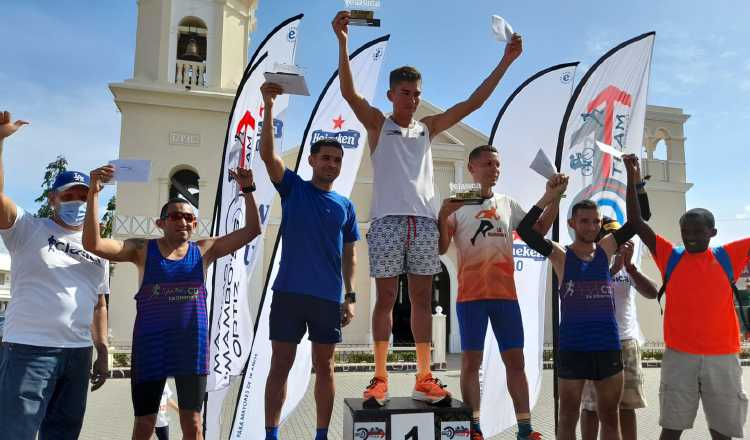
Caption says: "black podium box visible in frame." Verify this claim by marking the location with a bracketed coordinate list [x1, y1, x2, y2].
[343, 397, 472, 440]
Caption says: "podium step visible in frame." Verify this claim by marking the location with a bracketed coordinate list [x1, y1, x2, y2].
[344, 397, 472, 440]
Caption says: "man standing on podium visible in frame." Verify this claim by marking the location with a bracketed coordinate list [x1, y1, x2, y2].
[332, 10, 523, 408]
[439, 145, 559, 440]
[259, 82, 360, 440]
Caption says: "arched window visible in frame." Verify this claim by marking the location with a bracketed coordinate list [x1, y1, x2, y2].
[169, 169, 200, 209]
[176, 16, 208, 86]
[653, 139, 668, 161]
[651, 128, 670, 161]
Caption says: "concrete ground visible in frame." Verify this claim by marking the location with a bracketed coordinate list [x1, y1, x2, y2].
[79, 366, 750, 439]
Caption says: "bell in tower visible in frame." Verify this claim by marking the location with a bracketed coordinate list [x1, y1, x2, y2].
[180, 35, 203, 62]
[175, 18, 208, 86]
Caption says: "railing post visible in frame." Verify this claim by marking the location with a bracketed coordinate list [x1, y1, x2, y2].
[432, 306, 446, 369]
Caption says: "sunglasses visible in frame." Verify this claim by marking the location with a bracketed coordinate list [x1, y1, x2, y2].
[164, 212, 196, 222]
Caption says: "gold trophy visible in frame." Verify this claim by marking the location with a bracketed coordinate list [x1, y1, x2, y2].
[450, 183, 484, 205]
[345, 0, 381, 27]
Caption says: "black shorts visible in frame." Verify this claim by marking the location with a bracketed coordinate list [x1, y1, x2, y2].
[131, 375, 207, 416]
[269, 291, 342, 344]
[557, 350, 623, 381]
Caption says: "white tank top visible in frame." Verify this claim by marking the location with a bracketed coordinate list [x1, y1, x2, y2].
[612, 269, 645, 343]
[370, 117, 437, 220]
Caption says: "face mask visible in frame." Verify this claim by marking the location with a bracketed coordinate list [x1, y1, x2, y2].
[57, 201, 87, 227]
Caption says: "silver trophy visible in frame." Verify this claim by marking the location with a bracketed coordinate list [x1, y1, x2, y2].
[345, 0, 381, 27]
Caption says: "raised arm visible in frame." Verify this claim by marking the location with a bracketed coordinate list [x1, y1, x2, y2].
[199, 168, 261, 266]
[332, 11, 385, 136]
[83, 165, 146, 263]
[614, 240, 658, 299]
[623, 154, 656, 255]
[421, 34, 522, 138]
[0, 111, 29, 229]
[626, 261, 659, 300]
[259, 82, 286, 184]
[532, 173, 567, 235]
[516, 178, 567, 279]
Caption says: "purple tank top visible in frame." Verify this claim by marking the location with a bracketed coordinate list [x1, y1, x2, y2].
[132, 240, 208, 383]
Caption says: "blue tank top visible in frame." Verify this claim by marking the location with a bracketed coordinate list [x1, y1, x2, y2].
[132, 240, 209, 383]
[559, 246, 620, 351]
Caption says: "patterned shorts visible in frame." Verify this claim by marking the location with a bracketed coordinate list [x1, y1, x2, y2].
[581, 339, 646, 411]
[367, 215, 441, 278]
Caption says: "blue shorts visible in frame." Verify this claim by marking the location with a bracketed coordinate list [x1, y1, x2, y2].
[456, 299, 524, 352]
[269, 291, 342, 344]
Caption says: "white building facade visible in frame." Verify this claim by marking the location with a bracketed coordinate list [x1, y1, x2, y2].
[107, 0, 693, 352]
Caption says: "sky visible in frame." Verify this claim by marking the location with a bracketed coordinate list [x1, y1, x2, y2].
[0, 0, 747, 244]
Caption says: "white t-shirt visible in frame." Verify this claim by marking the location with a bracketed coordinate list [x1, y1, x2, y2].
[446, 194, 526, 302]
[156, 384, 174, 427]
[611, 268, 645, 343]
[0, 207, 109, 348]
[370, 117, 437, 220]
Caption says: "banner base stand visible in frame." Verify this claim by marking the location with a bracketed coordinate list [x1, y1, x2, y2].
[343, 397, 471, 440]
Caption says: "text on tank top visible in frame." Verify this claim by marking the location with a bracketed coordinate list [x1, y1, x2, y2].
[559, 246, 620, 351]
[132, 240, 209, 383]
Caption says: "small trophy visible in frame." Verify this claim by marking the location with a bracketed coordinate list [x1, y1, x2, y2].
[450, 182, 484, 205]
[345, 0, 381, 27]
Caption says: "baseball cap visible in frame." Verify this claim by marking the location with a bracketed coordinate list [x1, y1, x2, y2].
[52, 171, 90, 192]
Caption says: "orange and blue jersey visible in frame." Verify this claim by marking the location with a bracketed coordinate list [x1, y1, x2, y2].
[446, 194, 526, 303]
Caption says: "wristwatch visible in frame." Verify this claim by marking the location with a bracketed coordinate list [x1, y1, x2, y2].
[345, 292, 356, 303]
[241, 183, 256, 194]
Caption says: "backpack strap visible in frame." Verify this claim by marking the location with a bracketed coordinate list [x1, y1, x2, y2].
[712, 247, 750, 333]
[657, 247, 685, 314]
[712, 247, 736, 282]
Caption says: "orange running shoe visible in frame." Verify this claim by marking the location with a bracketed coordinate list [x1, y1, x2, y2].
[470, 430, 484, 440]
[518, 431, 542, 440]
[363, 376, 388, 407]
[411, 373, 451, 404]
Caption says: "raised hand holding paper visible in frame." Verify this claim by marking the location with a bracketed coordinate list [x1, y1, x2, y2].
[529, 148, 557, 179]
[108, 159, 151, 183]
[263, 63, 310, 96]
[491, 15, 514, 42]
[595, 140, 624, 159]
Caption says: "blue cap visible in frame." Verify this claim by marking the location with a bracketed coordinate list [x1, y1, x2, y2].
[52, 171, 90, 192]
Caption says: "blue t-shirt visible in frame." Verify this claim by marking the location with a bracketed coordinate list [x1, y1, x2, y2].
[272, 169, 360, 303]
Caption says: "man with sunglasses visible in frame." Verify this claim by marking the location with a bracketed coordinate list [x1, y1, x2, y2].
[0, 111, 111, 440]
[81, 163, 261, 440]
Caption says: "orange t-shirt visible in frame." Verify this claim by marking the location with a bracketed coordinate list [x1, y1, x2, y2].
[446, 194, 526, 302]
[654, 235, 750, 355]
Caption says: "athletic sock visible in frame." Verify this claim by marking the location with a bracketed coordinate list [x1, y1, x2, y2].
[415, 342, 431, 379]
[315, 427, 329, 440]
[265, 426, 279, 440]
[374, 341, 389, 380]
[516, 414, 532, 437]
[471, 410, 481, 433]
